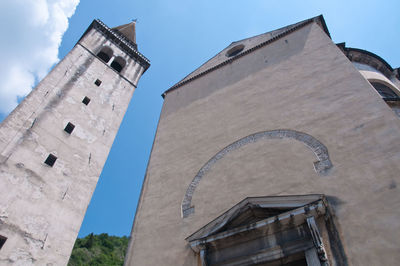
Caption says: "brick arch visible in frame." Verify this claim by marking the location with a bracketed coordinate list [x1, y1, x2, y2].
[181, 129, 332, 218]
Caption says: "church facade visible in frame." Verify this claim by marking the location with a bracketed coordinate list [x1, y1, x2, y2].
[125, 16, 400, 265]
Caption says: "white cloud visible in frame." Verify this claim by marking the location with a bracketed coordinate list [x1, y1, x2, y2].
[0, 0, 80, 114]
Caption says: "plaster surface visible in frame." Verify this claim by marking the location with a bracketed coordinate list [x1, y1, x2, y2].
[126, 21, 400, 266]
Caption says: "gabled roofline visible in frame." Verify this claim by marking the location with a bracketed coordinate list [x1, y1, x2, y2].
[186, 194, 325, 242]
[162, 15, 330, 98]
[318, 14, 331, 39]
[79, 19, 150, 72]
[187, 195, 327, 252]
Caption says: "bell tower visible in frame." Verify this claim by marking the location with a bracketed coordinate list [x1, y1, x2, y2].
[0, 20, 149, 265]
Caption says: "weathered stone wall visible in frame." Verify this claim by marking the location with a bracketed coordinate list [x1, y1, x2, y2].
[126, 22, 400, 265]
[0, 26, 144, 265]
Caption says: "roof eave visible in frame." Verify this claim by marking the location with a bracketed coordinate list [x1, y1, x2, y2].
[162, 15, 330, 98]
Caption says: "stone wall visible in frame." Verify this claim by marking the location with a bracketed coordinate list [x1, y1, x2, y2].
[0, 26, 144, 265]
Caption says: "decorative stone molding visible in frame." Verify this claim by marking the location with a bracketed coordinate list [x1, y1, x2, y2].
[182, 129, 332, 218]
[307, 216, 330, 265]
[186, 195, 343, 265]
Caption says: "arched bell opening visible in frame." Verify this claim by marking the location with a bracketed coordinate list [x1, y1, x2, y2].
[97, 46, 113, 63]
[110, 56, 126, 73]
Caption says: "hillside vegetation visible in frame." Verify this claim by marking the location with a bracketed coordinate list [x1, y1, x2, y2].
[68, 233, 129, 266]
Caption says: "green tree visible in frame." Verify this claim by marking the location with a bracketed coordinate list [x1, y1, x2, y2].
[68, 233, 129, 266]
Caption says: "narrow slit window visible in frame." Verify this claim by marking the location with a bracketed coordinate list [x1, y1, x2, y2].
[44, 154, 57, 167]
[94, 79, 102, 86]
[64, 122, 75, 134]
[0, 235, 7, 250]
[82, 96, 91, 105]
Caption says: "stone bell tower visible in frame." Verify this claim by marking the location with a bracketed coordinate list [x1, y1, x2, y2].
[0, 20, 149, 265]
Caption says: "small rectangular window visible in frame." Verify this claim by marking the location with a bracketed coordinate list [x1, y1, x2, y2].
[44, 154, 57, 167]
[64, 122, 75, 134]
[94, 79, 102, 86]
[0, 235, 7, 250]
[82, 96, 91, 105]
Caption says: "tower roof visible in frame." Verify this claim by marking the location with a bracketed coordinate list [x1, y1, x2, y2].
[162, 15, 330, 98]
[112, 21, 136, 44]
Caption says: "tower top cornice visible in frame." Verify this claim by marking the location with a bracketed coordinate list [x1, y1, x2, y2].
[80, 19, 150, 71]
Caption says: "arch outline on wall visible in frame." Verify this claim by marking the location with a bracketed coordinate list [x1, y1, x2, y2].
[181, 129, 333, 218]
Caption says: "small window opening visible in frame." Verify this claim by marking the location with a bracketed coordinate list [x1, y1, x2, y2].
[110, 56, 126, 73]
[94, 79, 102, 86]
[0, 235, 7, 250]
[97, 46, 113, 63]
[226, 44, 245, 57]
[44, 154, 57, 167]
[64, 122, 75, 134]
[82, 96, 91, 105]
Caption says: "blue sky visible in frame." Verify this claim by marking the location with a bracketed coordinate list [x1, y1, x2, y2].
[0, 0, 399, 238]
